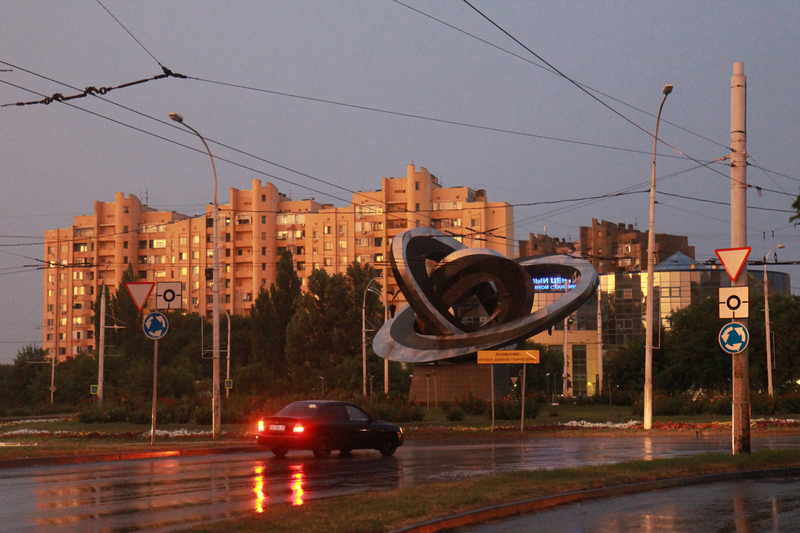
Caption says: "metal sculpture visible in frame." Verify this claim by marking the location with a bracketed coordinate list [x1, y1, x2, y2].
[374, 227, 598, 363]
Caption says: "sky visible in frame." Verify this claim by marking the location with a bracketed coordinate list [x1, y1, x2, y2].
[1, 1, 799, 364]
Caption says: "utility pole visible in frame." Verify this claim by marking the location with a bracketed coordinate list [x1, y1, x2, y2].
[730, 62, 750, 454]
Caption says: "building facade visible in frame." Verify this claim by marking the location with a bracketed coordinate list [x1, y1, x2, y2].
[528, 252, 790, 397]
[519, 219, 695, 274]
[42, 165, 513, 360]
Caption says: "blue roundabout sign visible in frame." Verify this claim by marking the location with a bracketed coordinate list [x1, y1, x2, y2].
[719, 322, 748, 355]
[143, 312, 169, 340]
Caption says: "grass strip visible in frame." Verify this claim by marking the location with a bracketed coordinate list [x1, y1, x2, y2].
[180, 449, 800, 533]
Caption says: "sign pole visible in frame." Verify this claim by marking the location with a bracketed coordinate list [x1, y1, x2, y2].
[730, 62, 750, 455]
[520, 363, 527, 432]
[151, 338, 158, 446]
[490, 364, 495, 433]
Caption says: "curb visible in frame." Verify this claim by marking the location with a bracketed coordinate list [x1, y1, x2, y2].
[389, 466, 800, 533]
[0, 445, 261, 470]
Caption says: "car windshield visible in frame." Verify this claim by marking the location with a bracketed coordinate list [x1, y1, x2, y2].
[275, 402, 325, 418]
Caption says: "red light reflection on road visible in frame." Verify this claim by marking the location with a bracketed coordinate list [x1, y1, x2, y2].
[253, 465, 266, 513]
[290, 464, 304, 506]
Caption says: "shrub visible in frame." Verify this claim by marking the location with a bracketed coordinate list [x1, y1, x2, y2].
[364, 392, 424, 423]
[445, 405, 465, 422]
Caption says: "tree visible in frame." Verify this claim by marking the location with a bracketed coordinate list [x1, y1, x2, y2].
[286, 262, 382, 392]
[250, 249, 301, 379]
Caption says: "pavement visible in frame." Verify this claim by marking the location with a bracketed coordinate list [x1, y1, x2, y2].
[391, 466, 800, 533]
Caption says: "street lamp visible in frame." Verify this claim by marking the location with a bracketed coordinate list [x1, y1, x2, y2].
[319, 376, 325, 396]
[362, 277, 381, 396]
[644, 84, 673, 431]
[169, 112, 221, 438]
[764, 244, 784, 397]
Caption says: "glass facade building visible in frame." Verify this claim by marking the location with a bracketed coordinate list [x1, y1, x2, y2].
[530, 252, 791, 397]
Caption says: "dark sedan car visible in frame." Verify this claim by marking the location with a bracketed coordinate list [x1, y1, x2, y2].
[256, 400, 404, 458]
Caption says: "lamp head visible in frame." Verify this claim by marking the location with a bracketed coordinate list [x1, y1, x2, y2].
[663, 84, 674, 95]
[777, 245, 785, 250]
[168, 112, 184, 123]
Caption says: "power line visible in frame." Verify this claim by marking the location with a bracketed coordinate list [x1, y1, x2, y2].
[391, 0, 731, 153]
[95, 0, 165, 69]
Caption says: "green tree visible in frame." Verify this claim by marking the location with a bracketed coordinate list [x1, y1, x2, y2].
[286, 262, 383, 392]
[250, 250, 300, 373]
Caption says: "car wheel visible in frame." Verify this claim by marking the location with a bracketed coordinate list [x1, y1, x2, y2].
[379, 435, 398, 456]
[272, 447, 289, 457]
[313, 437, 333, 459]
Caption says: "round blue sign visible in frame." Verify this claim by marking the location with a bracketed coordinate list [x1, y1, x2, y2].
[719, 322, 748, 354]
[143, 311, 169, 340]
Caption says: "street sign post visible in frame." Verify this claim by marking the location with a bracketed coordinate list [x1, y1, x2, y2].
[477, 350, 540, 364]
[719, 287, 749, 319]
[719, 323, 749, 355]
[715, 247, 751, 282]
[125, 282, 155, 311]
[156, 282, 183, 310]
[142, 311, 169, 445]
[478, 350, 540, 432]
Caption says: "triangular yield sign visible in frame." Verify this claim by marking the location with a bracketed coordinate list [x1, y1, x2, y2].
[715, 247, 751, 282]
[125, 282, 155, 311]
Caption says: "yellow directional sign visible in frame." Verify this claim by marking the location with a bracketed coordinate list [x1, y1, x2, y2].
[477, 350, 540, 364]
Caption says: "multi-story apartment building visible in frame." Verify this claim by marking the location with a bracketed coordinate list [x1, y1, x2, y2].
[518, 219, 695, 274]
[42, 165, 514, 360]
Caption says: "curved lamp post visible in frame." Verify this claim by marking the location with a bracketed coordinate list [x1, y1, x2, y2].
[169, 112, 221, 438]
[644, 84, 673, 430]
[764, 244, 784, 397]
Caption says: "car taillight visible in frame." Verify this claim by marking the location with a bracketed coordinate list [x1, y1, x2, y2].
[258, 420, 264, 432]
[293, 424, 304, 433]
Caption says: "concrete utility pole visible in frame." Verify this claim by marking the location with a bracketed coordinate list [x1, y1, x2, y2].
[730, 62, 750, 454]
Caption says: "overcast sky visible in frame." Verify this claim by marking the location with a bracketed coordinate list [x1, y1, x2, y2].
[2, 1, 799, 364]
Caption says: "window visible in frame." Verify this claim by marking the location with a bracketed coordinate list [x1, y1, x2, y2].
[415, 182, 420, 191]
[180, 236, 188, 245]
[415, 203, 420, 212]
[571, 345, 587, 396]
[123, 241, 129, 249]
[73, 287, 85, 296]
[73, 243, 88, 252]
[338, 224, 347, 236]
[178, 252, 188, 260]
[73, 272, 84, 280]
[139, 256, 148, 264]
[324, 242, 334, 251]
[277, 230, 289, 240]
[138, 271, 147, 279]
[47, 304, 54, 312]
[374, 237, 382, 247]
[262, 216, 267, 223]
[262, 263, 267, 271]
[324, 258, 332, 266]
[193, 235, 200, 244]
[153, 239, 166, 248]
[72, 317, 83, 325]
[155, 271, 166, 278]
[192, 251, 200, 259]
[324, 225, 332, 235]
[339, 240, 347, 250]
[237, 249, 243, 256]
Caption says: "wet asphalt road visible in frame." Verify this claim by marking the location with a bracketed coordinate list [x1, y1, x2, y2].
[452, 476, 800, 533]
[1, 433, 799, 532]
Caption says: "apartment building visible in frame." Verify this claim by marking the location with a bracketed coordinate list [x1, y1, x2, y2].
[42, 165, 514, 360]
[518, 219, 695, 274]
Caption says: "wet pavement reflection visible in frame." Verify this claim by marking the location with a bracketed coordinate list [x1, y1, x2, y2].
[453, 476, 800, 532]
[0, 433, 798, 532]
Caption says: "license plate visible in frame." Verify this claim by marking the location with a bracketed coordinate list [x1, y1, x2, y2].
[269, 424, 286, 432]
